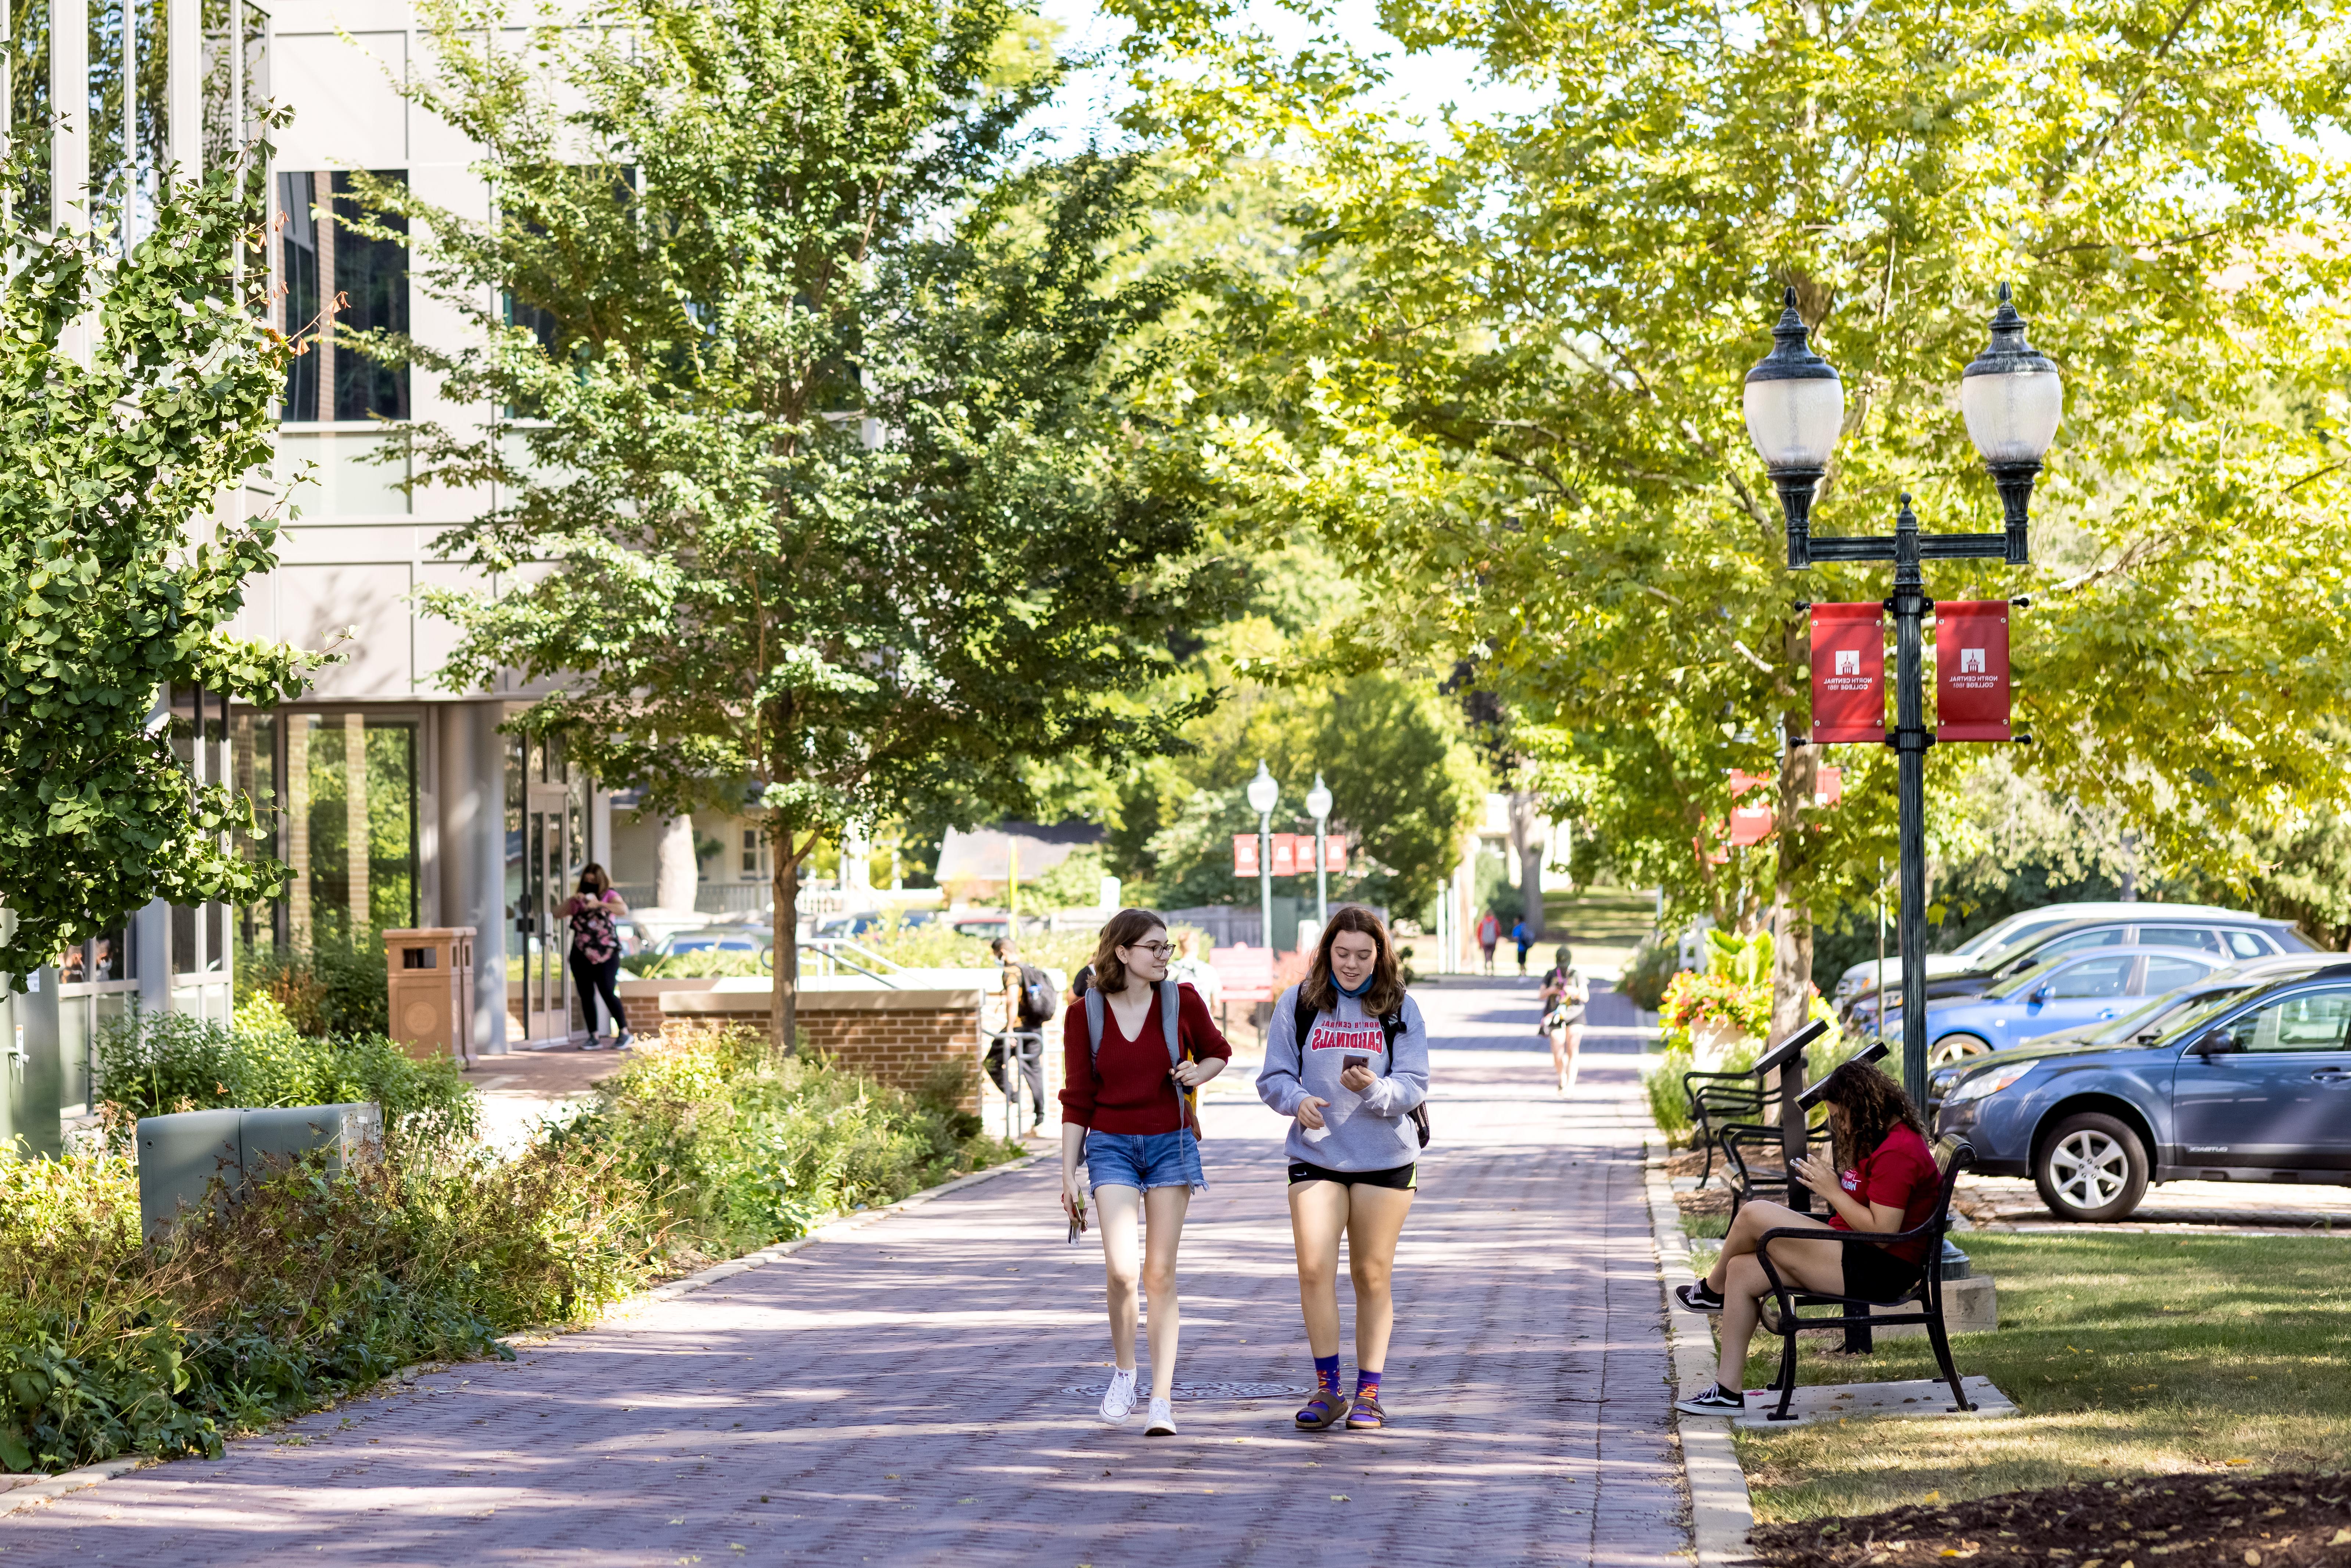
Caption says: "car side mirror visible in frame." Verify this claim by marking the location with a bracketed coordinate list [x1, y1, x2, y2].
[2191, 1030, 2240, 1057]
[2029, 985, 2051, 1005]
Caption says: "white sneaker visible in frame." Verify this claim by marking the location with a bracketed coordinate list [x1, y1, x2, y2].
[1099, 1368, 1137, 1424]
[1144, 1396, 1176, 1436]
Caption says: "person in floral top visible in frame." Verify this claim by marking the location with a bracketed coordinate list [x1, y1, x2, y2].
[562, 864, 633, 1050]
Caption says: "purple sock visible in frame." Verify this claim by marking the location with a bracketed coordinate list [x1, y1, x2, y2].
[1356, 1368, 1382, 1401]
[1314, 1353, 1341, 1393]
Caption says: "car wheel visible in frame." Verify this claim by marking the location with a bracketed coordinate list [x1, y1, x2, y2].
[1929, 1033, 1993, 1068]
[2033, 1112, 2150, 1223]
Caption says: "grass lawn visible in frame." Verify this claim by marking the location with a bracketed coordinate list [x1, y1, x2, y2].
[1727, 1231, 2351, 1522]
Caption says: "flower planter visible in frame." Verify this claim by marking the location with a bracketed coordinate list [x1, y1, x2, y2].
[1689, 1015, 1757, 1069]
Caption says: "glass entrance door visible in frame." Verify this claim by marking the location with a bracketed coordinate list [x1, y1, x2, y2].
[519, 784, 571, 1045]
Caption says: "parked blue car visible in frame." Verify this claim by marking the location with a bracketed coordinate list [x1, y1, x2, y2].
[1915, 946, 2228, 1067]
[1931, 961, 2351, 1221]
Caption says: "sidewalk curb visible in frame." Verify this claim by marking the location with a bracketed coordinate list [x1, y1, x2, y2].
[1644, 1138, 1756, 1568]
[639, 1151, 1041, 1302]
[0, 1456, 147, 1519]
[0, 1152, 1042, 1521]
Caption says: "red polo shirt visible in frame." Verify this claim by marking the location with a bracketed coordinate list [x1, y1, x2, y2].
[1060, 983, 1230, 1136]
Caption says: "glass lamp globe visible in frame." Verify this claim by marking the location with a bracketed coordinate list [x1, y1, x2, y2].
[1305, 772, 1333, 821]
[1743, 287, 1845, 472]
[1960, 283, 2062, 464]
[1246, 761, 1279, 817]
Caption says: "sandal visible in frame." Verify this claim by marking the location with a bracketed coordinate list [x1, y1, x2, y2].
[1294, 1389, 1352, 1430]
[1345, 1393, 1386, 1431]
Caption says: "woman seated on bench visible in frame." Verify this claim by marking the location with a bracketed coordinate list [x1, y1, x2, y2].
[1672, 1059, 1940, 1415]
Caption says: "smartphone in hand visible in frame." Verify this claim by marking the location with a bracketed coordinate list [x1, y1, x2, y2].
[1341, 1055, 1369, 1073]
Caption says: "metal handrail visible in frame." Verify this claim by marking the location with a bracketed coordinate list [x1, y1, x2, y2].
[805, 936, 913, 973]
[802, 943, 902, 988]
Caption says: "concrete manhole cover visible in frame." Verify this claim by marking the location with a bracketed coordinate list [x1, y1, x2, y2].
[1063, 1380, 1299, 1402]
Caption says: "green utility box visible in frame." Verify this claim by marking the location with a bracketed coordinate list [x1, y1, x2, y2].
[136, 1102, 383, 1241]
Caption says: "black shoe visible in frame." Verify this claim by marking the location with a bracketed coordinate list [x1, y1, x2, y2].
[1674, 1382, 1745, 1415]
[1675, 1282, 1725, 1314]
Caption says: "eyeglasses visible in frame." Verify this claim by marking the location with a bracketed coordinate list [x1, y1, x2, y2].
[1123, 941, 1175, 958]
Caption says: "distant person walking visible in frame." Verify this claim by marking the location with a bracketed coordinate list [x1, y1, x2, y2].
[561, 864, 631, 1050]
[1538, 944, 1589, 1094]
[1257, 905, 1429, 1432]
[1510, 915, 1535, 975]
[987, 936, 1052, 1134]
[1060, 908, 1231, 1437]
[1672, 1061, 1943, 1415]
[1475, 909, 1501, 975]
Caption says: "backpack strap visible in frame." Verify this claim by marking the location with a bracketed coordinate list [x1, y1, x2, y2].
[1291, 985, 1317, 1054]
[1084, 987, 1105, 1061]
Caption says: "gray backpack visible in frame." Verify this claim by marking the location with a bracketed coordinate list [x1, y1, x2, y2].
[1082, 979, 1197, 1135]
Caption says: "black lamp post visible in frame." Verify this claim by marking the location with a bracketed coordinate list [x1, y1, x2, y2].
[1742, 285, 2062, 1114]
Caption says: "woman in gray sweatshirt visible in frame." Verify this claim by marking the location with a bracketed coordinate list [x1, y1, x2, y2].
[1256, 905, 1429, 1432]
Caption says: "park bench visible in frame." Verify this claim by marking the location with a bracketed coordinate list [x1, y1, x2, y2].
[1691, 1020, 1836, 1205]
[1747, 1131, 1978, 1422]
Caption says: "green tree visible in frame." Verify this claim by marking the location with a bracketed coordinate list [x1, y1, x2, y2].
[1116, 0, 2351, 1041]
[383, 0, 1218, 1044]
[0, 140, 317, 977]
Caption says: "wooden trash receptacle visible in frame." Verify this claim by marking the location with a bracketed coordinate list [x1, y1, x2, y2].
[382, 927, 478, 1067]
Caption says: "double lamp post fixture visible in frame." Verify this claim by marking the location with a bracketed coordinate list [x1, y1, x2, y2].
[1743, 283, 2063, 1110]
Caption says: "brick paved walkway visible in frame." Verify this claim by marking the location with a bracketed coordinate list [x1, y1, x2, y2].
[1, 979, 1686, 1567]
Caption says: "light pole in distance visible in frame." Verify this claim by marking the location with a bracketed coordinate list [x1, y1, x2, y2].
[1305, 772, 1333, 925]
[1247, 761, 1280, 951]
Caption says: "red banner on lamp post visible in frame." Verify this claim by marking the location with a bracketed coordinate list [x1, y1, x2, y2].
[1815, 765, 1843, 806]
[1728, 769, 1773, 797]
[1269, 834, 1301, 876]
[1935, 600, 2012, 742]
[1232, 835, 1260, 877]
[1810, 603, 1886, 743]
[1321, 834, 1347, 873]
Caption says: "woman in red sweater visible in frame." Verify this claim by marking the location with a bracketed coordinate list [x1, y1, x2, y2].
[1671, 1059, 1944, 1415]
[1060, 907, 1231, 1437]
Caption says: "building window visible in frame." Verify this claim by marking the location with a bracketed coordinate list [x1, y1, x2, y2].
[332, 169, 407, 420]
[741, 828, 760, 879]
[279, 170, 318, 419]
[233, 708, 420, 952]
[11, 0, 51, 229]
[279, 168, 408, 421]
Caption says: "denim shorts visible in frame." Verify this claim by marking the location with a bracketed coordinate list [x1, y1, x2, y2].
[1085, 1129, 1207, 1194]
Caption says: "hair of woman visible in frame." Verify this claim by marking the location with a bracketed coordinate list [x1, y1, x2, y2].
[1089, 907, 1171, 994]
[1300, 904, 1406, 1015]
[577, 862, 610, 896]
[1818, 1058, 1928, 1163]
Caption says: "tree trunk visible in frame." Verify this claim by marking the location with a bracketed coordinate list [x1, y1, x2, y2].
[771, 844, 799, 1052]
[655, 812, 698, 912]
[1506, 788, 1545, 933]
[1772, 744, 1822, 1195]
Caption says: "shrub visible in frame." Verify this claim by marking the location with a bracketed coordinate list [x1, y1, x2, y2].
[1618, 936, 1680, 1012]
[234, 939, 390, 1037]
[94, 1000, 478, 1148]
[557, 1029, 1016, 1262]
[0, 1135, 658, 1474]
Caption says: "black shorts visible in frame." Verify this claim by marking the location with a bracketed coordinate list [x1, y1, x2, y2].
[1841, 1244, 1925, 1303]
[1288, 1160, 1418, 1191]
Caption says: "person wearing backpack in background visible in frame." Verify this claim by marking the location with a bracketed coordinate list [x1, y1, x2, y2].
[1059, 909, 1230, 1437]
[1538, 944, 1590, 1095]
[1474, 908, 1501, 975]
[1510, 914, 1535, 976]
[987, 936, 1054, 1134]
[1257, 905, 1429, 1433]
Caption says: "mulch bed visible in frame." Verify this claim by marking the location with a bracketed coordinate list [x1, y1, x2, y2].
[1750, 1472, 2351, 1568]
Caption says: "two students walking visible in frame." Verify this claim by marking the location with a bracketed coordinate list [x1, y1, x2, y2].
[1058, 904, 1428, 1436]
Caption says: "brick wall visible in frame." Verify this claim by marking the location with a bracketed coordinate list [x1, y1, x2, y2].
[657, 988, 985, 1114]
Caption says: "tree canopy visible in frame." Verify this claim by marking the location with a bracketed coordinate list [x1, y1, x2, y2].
[0, 143, 315, 979]
[383, 0, 1228, 1041]
[1111, 0, 2351, 1026]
